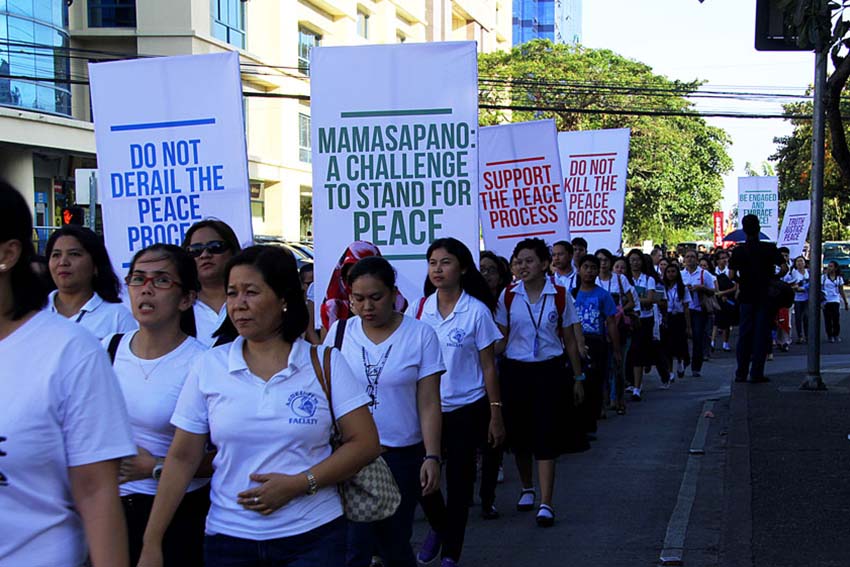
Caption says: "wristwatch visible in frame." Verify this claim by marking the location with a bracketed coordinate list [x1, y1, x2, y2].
[305, 470, 318, 495]
[151, 458, 165, 481]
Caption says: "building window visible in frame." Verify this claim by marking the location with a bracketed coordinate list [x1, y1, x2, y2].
[299, 113, 311, 163]
[88, 1, 137, 28]
[0, 2, 72, 116]
[298, 26, 321, 75]
[250, 182, 264, 221]
[211, 0, 245, 49]
[357, 9, 370, 39]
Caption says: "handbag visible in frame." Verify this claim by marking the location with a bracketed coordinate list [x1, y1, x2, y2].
[309, 345, 402, 523]
[613, 274, 640, 335]
[767, 278, 795, 310]
[699, 270, 722, 314]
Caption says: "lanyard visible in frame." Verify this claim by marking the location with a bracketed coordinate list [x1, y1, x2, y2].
[361, 345, 392, 412]
[524, 295, 548, 358]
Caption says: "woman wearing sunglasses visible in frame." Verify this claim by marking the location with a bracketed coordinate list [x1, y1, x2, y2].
[106, 244, 211, 565]
[182, 220, 241, 347]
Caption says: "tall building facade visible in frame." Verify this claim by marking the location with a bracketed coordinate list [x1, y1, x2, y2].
[1, 0, 509, 243]
[512, 0, 581, 46]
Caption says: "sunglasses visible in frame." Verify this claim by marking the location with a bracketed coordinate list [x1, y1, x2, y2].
[187, 240, 230, 258]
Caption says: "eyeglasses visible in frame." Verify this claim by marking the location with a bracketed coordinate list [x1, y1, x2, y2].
[480, 267, 498, 275]
[126, 274, 183, 290]
[186, 240, 230, 258]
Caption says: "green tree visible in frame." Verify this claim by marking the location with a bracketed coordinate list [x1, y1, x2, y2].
[478, 40, 733, 244]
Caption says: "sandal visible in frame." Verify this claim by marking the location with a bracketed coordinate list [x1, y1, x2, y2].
[516, 488, 536, 511]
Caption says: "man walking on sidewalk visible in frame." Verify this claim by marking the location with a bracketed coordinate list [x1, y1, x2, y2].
[729, 214, 787, 383]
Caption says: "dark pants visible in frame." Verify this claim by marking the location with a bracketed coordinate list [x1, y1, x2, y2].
[736, 302, 774, 380]
[690, 311, 709, 372]
[794, 300, 809, 338]
[420, 397, 489, 562]
[478, 442, 502, 510]
[204, 516, 346, 567]
[661, 312, 690, 366]
[347, 444, 423, 567]
[824, 302, 841, 338]
[580, 335, 607, 433]
[123, 485, 209, 566]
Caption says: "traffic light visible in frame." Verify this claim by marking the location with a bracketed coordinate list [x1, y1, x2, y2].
[62, 206, 85, 226]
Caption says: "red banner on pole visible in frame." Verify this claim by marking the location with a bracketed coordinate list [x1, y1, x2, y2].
[712, 211, 724, 248]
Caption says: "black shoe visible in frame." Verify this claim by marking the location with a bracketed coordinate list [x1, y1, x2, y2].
[734, 375, 747, 383]
[677, 370, 685, 378]
[481, 504, 500, 520]
[749, 376, 771, 383]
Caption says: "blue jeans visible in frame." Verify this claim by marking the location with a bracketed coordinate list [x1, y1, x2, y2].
[204, 517, 346, 567]
[346, 444, 423, 567]
[736, 302, 774, 380]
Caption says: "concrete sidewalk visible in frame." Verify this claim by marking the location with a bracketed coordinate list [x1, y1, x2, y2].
[722, 352, 850, 567]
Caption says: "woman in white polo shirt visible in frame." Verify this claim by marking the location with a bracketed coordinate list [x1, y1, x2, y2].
[408, 237, 503, 567]
[0, 181, 136, 567]
[45, 225, 136, 340]
[105, 244, 211, 566]
[137, 246, 380, 567]
[182, 220, 241, 347]
[326, 256, 444, 567]
[496, 238, 584, 528]
[681, 249, 716, 377]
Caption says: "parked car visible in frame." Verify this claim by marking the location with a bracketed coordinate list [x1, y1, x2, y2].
[254, 235, 313, 269]
[822, 241, 850, 281]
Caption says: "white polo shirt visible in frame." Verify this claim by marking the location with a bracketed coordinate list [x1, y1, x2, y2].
[822, 275, 845, 303]
[631, 274, 658, 318]
[495, 279, 579, 363]
[172, 338, 369, 540]
[597, 274, 634, 307]
[0, 311, 135, 566]
[104, 331, 210, 497]
[681, 267, 716, 313]
[325, 316, 445, 447]
[784, 270, 809, 302]
[193, 300, 228, 348]
[406, 292, 502, 412]
[665, 285, 693, 314]
[47, 290, 137, 340]
[553, 270, 578, 292]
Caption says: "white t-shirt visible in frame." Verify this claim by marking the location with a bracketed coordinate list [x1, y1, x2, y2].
[172, 338, 369, 540]
[784, 270, 809, 302]
[553, 270, 578, 292]
[681, 267, 716, 313]
[822, 275, 845, 303]
[47, 290, 137, 340]
[632, 274, 658, 318]
[104, 331, 210, 497]
[325, 316, 445, 447]
[406, 292, 502, 412]
[495, 279, 580, 362]
[596, 273, 634, 308]
[193, 300, 228, 348]
[0, 311, 135, 566]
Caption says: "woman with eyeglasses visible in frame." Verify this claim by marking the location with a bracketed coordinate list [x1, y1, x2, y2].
[45, 225, 136, 340]
[105, 244, 211, 565]
[0, 180, 135, 566]
[182, 220, 241, 347]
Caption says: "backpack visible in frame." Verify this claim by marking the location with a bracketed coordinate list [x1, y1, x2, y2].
[504, 281, 567, 338]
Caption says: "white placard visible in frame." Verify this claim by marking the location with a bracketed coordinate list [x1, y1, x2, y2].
[737, 176, 779, 241]
[311, 42, 479, 316]
[558, 128, 631, 253]
[777, 199, 811, 259]
[478, 120, 569, 259]
[89, 52, 252, 275]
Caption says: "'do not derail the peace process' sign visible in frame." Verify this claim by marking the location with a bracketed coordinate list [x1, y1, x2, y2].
[89, 52, 252, 275]
[479, 120, 569, 259]
[558, 128, 631, 253]
[311, 42, 480, 306]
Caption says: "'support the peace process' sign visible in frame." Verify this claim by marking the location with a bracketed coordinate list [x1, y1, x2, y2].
[311, 42, 479, 308]
[777, 200, 811, 259]
[738, 176, 779, 241]
[479, 120, 569, 259]
[558, 128, 631, 253]
[89, 52, 252, 275]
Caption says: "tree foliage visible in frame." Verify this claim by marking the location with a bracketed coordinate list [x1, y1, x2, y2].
[478, 40, 733, 244]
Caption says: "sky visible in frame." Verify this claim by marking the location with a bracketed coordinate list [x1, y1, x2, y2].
[582, 0, 815, 215]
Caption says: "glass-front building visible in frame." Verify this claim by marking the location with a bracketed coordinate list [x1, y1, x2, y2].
[512, 0, 581, 46]
[0, 0, 72, 116]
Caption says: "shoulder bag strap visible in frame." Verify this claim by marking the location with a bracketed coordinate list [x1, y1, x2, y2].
[310, 345, 340, 438]
[334, 318, 347, 350]
[107, 333, 124, 365]
[415, 297, 427, 320]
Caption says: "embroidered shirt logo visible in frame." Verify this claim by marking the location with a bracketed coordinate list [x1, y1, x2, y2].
[447, 328, 466, 348]
[547, 310, 558, 324]
[287, 391, 319, 425]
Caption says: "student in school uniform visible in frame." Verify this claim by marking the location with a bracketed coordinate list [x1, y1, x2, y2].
[661, 263, 692, 383]
[596, 249, 635, 415]
[0, 181, 136, 567]
[409, 238, 504, 567]
[625, 249, 660, 401]
[326, 256, 444, 567]
[182, 220, 241, 347]
[551, 240, 578, 291]
[496, 238, 585, 528]
[105, 244, 211, 566]
[45, 225, 136, 339]
[137, 246, 380, 567]
[822, 260, 849, 342]
[680, 249, 716, 377]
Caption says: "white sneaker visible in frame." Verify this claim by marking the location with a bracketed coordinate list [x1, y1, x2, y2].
[660, 382, 670, 390]
[625, 385, 635, 393]
[669, 372, 676, 384]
